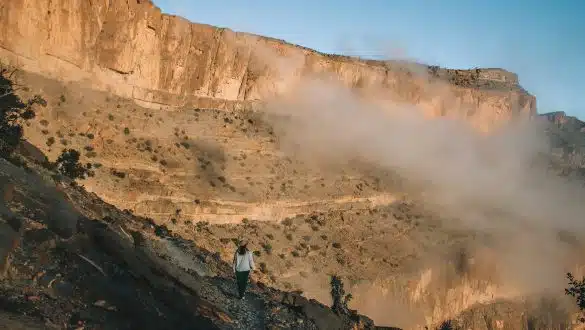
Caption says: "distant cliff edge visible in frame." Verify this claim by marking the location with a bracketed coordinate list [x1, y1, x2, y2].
[0, 0, 535, 131]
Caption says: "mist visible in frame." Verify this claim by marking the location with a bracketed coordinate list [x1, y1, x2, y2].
[246, 48, 585, 317]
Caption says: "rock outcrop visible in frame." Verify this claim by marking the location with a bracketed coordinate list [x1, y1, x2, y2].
[539, 111, 585, 174]
[1, 0, 535, 132]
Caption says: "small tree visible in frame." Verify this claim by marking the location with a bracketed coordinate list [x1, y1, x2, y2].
[566, 272, 585, 322]
[55, 149, 94, 180]
[330, 275, 353, 316]
[0, 64, 45, 158]
[437, 320, 457, 330]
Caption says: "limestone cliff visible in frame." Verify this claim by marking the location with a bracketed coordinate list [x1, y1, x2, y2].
[1, 0, 535, 131]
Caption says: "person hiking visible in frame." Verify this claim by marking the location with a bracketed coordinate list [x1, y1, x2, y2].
[233, 240, 255, 300]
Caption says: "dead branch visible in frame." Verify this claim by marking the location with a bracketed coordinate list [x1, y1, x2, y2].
[0, 91, 13, 99]
[7, 68, 18, 80]
[76, 253, 107, 276]
[119, 225, 133, 241]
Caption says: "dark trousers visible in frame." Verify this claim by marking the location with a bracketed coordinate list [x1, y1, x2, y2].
[235, 270, 250, 298]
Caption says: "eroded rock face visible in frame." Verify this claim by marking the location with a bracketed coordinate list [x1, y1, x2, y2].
[1, 0, 535, 132]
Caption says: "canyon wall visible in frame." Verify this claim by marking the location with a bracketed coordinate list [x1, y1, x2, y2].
[0, 0, 535, 131]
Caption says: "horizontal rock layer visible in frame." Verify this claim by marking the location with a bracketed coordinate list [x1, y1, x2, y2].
[0, 0, 535, 131]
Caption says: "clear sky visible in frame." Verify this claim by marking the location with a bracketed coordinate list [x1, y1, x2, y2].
[155, 0, 584, 118]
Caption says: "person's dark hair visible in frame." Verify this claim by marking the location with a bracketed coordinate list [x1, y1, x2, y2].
[238, 244, 248, 255]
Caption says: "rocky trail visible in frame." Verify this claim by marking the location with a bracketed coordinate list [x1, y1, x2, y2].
[129, 193, 400, 224]
[203, 277, 267, 329]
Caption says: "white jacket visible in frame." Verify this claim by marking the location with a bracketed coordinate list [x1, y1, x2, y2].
[233, 250, 255, 272]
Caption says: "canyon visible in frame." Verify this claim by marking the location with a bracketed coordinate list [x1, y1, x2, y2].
[1, 0, 583, 329]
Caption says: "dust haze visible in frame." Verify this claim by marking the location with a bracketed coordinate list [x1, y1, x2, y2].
[244, 43, 585, 325]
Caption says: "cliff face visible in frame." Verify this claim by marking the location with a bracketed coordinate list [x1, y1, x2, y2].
[1, 0, 535, 131]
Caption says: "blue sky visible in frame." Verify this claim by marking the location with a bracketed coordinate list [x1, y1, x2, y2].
[155, 0, 584, 118]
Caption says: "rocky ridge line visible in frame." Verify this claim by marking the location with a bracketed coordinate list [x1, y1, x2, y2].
[1, 0, 534, 132]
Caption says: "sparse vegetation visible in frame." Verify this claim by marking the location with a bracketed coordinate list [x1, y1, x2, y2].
[566, 272, 585, 322]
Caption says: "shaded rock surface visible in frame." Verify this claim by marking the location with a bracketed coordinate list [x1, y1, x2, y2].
[539, 111, 585, 177]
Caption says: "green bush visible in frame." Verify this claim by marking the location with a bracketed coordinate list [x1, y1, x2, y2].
[55, 149, 94, 180]
[110, 169, 126, 179]
[330, 275, 352, 316]
[0, 66, 45, 158]
[261, 242, 273, 255]
[566, 272, 585, 322]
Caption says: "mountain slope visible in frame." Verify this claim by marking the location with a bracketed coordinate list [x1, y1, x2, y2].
[0, 144, 389, 329]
